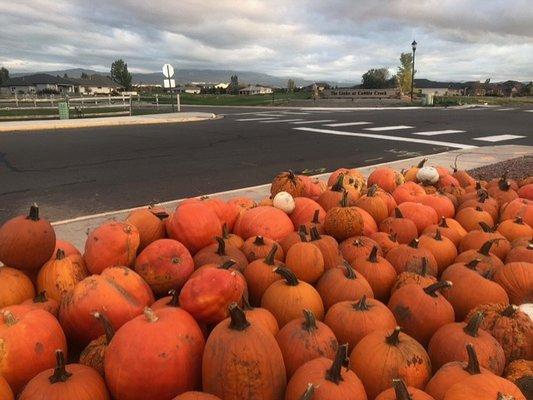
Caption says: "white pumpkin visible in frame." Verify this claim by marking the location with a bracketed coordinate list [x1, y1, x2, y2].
[416, 166, 439, 184]
[273, 191, 295, 214]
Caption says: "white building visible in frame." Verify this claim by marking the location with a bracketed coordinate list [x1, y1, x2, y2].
[239, 85, 273, 95]
[215, 82, 229, 89]
[73, 75, 122, 95]
[0, 74, 75, 95]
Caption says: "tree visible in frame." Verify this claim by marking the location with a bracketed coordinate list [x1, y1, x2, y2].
[63, 73, 69, 78]
[0, 67, 8, 85]
[361, 68, 391, 89]
[287, 79, 295, 92]
[111, 59, 132, 90]
[397, 52, 416, 94]
[229, 75, 239, 95]
[81, 72, 89, 79]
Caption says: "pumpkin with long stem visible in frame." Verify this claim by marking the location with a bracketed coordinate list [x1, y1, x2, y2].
[418, 230, 458, 274]
[386, 239, 439, 276]
[390, 258, 437, 295]
[324, 191, 364, 241]
[350, 327, 432, 399]
[422, 216, 467, 247]
[353, 245, 398, 301]
[309, 227, 343, 269]
[21, 291, 59, 316]
[375, 378, 434, 400]
[458, 222, 511, 261]
[455, 206, 494, 232]
[18, 349, 110, 400]
[276, 309, 338, 378]
[370, 232, 400, 256]
[241, 235, 284, 262]
[243, 244, 284, 305]
[202, 303, 286, 400]
[388, 280, 455, 346]
[271, 170, 307, 197]
[79, 311, 115, 377]
[379, 207, 419, 244]
[318, 175, 360, 212]
[325, 295, 396, 352]
[261, 267, 324, 328]
[285, 235, 324, 284]
[455, 239, 504, 275]
[428, 311, 506, 375]
[339, 235, 382, 265]
[315, 261, 374, 310]
[285, 344, 367, 400]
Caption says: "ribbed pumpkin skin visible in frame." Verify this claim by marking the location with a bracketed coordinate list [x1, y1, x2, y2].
[386, 243, 439, 277]
[284, 242, 324, 284]
[0, 306, 67, 394]
[289, 198, 326, 229]
[493, 261, 533, 304]
[379, 213, 418, 244]
[425, 361, 492, 400]
[442, 374, 526, 400]
[0, 376, 14, 400]
[84, 221, 139, 274]
[37, 252, 88, 302]
[193, 240, 248, 271]
[368, 167, 404, 193]
[173, 392, 221, 400]
[352, 251, 398, 302]
[275, 311, 338, 378]
[59, 266, 154, 345]
[233, 206, 294, 241]
[243, 306, 279, 336]
[105, 308, 205, 400]
[0, 206, 56, 271]
[18, 363, 110, 400]
[397, 202, 438, 234]
[202, 308, 286, 400]
[126, 207, 167, 251]
[0, 266, 35, 308]
[375, 385, 434, 400]
[241, 236, 284, 262]
[350, 328, 431, 400]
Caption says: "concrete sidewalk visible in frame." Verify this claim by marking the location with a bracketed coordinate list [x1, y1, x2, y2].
[52, 144, 532, 251]
[0, 112, 218, 132]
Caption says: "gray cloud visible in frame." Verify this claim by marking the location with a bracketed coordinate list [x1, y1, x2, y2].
[0, 0, 531, 82]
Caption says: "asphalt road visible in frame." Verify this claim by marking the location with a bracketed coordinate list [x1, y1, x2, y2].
[0, 105, 532, 223]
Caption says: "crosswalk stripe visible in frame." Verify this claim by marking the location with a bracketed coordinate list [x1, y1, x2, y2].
[277, 111, 311, 115]
[293, 127, 477, 149]
[495, 108, 516, 111]
[324, 122, 372, 127]
[365, 125, 413, 131]
[412, 129, 466, 136]
[525, 110, 533, 113]
[260, 119, 305, 123]
[290, 120, 336, 124]
[473, 134, 525, 142]
[236, 117, 277, 121]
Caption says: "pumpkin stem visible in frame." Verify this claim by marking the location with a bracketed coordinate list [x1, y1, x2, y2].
[392, 379, 413, 400]
[151, 209, 169, 221]
[479, 239, 498, 256]
[228, 303, 250, 331]
[367, 246, 379, 263]
[424, 281, 452, 297]
[288, 170, 296, 181]
[55, 248, 65, 260]
[339, 190, 349, 207]
[310, 226, 321, 241]
[496, 394, 515, 400]
[298, 231, 308, 242]
[27, 203, 40, 221]
[264, 245, 278, 266]
[434, 229, 442, 241]
[299, 383, 316, 400]
[274, 267, 299, 286]
[367, 184, 378, 197]
[302, 310, 318, 331]
[311, 209, 320, 224]
[394, 207, 404, 218]
[325, 343, 348, 385]
[417, 158, 428, 168]
[408, 238, 419, 249]
[498, 173, 511, 191]
[478, 221, 494, 233]
[464, 343, 482, 375]
[477, 190, 489, 203]
[143, 307, 159, 323]
[219, 259, 237, 270]
[2, 310, 17, 326]
[215, 237, 227, 256]
[513, 216, 524, 225]
[438, 216, 449, 228]
[92, 311, 115, 343]
[165, 289, 180, 307]
[331, 174, 345, 192]
[501, 304, 518, 318]
[298, 225, 309, 235]
[342, 261, 356, 280]
[389, 232, 398, 242]
[241, 295, 253, 311]
[33, 291, 48, 303]
[420, 258, 429, 276]
[452, 154, 460, 173]
[465, 258, 482, 270]
[253, 236, 266, 246]
[222, 223, 230, 239]
[49, 350, 72, 384]
[464, 311, 484, 337]
[353, 295, 370, 311]
[386, 327, 402, 346]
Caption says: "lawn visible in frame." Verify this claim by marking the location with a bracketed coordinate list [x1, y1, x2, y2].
[139, 92, 311, 106]
[434, 95, 533, 106]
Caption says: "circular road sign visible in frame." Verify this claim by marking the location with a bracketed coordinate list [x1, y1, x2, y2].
[162, 64, 174, 78]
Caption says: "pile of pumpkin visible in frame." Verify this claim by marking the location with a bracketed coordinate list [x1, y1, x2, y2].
[0, 159, 532, 400]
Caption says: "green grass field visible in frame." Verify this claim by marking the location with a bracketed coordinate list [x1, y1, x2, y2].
[139, 92, 311, 106]
[434, 95, 533, 106]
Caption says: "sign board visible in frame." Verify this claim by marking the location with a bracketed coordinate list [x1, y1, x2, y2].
[162, 64, 174, 78]
[324, 88, 399, 99]
[163, 79, 176, 89]
[58, 102, 69, 119]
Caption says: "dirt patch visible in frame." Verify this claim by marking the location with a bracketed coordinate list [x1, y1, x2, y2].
[467, 156, 533, 181]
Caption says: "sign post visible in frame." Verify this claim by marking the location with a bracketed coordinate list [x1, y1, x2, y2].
[162, 63, 176, 112]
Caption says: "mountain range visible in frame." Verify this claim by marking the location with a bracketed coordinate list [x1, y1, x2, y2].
[11, 68, 357, 87]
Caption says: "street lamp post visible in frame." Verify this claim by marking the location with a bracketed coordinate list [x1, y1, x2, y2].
[411, 40, 417, 102]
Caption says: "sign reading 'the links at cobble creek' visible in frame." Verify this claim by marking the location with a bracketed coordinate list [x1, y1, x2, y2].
[324, 88, 400, 98]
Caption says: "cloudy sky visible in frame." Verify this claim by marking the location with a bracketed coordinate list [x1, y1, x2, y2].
[1, 0, 532, 82]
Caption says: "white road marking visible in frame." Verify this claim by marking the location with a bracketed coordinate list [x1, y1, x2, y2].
[290, 120, 336, 124]
[525, 110, 533, 113]
[261, 118, 305, 123]
[236, 117, 277, 121]
[293, 127, 478, 149]
[324, 121, 372, 127]
[277, 111, 311, 115]
[495, 108, 516, 111]
[473, 134, 525, 142]
[412, 129, 466, 136]
[365, 125, 413, 131]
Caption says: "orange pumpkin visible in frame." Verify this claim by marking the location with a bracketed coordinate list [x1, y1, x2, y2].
[193, 237, 248, 272]
[105, 307, 205, 400]
[79, 311, 114, 377]
[390, 260, 437, 295]
[0, 376, 13, 400]
[0, 266, 35, 308]
[397, 202, 439, 234]
[340, 235, 381, 264]
[356, 184, 389, 223]
[173, 393, 221, 400]
[500, 198, 533, 226]
[442, 373, 525, 400]
[21, 291, 59, 317]
[220, 223, 244, 249]
[49, 239, 81, 259]
[497, 217, 533, 242]
[458, 223, 511, 261]
[126, 206, 168, 251]
[241, 297, 279, 336]
[392, 181, 427, 204]
[355, 205, 379, 236]
[242, 244, 284, 306]
[290, 198, 326, 230]
[0, 204, 56, 271]
[419, 192, 456, 219]
[309, 227, 343, 269]
[422, 217, 465, 247]
[370, 232, 400, 256]
[353, 246, 398, 301]
[504, 359, 533, 400]
[404, 158, 428, 182]
[327, 167, 365, 187]
[233, 206, 294, 241]
[202, 304, 286, 400]
[487, 177, 519, 206]
[317, 176, 360, 212]
[418, 230, 458, 274]
[271, 170, 307, 197]
[0, 306, 67, 394]
[241, 235, 284, 262]
[84, 221, 140, 274]
[19, 350, 110, 400]
[368, 167, 405, 193]
[506, 243, 533, 263]
[59, 266, 154, 345]
[386, 239, 439, 276]
[350, 327, 432, 399]
[379, 208, 419, 244]
[324, 192, 364, 241]
[493, 261, 533, 304]
[285, 239, 324, 284]
[375, 379, 434, 400]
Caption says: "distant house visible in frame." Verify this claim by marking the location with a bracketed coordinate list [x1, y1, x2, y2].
[414, 79, 464, 96]
[238, 85, 273, 95]
[177, 85, 201, 94]
[71, 74, 123, 95]
[0, 73, 75, 95]
[215, 82, 229, 89]
[303, 82, 330, 92]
